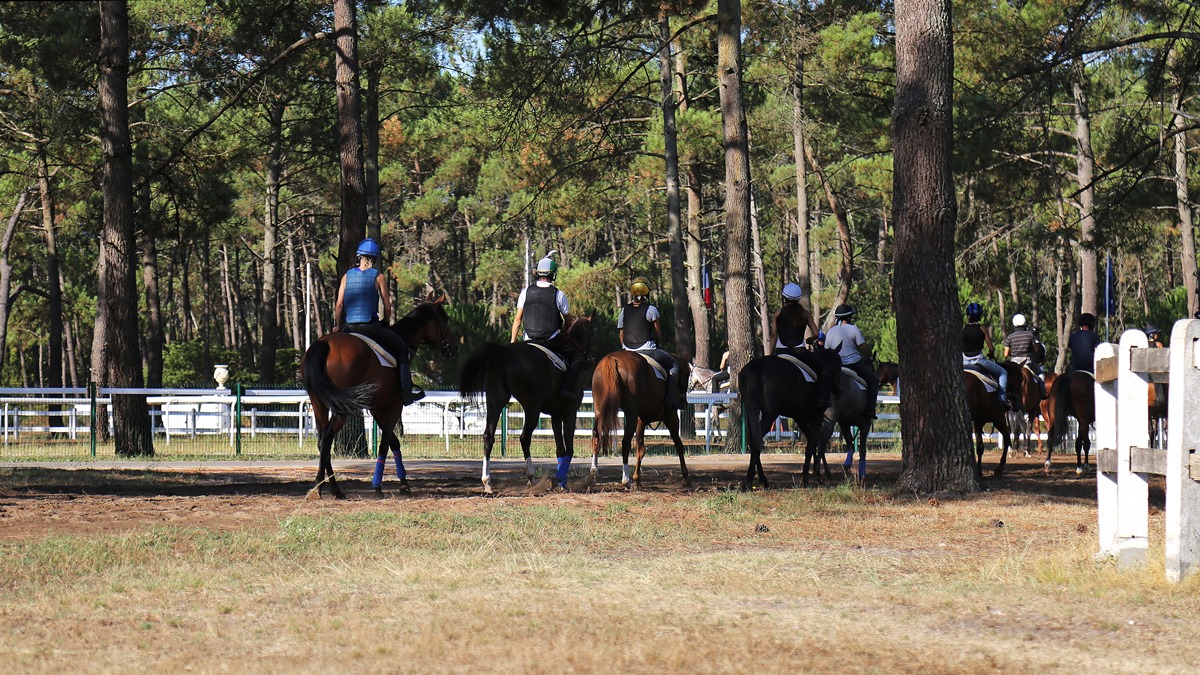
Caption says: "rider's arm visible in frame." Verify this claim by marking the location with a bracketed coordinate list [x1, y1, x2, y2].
[768, 309, 781, 355]
[374, 272, 392, 324]
[983, 327, 995, 356]
[509, 307, 524, 343]
[806, 312, 820, 343]
[333, 274, 347, 330]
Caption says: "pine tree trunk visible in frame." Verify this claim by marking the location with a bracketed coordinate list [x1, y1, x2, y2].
[717, 0, 754, 454]
[95, 1, 151, 456]
[659, 12, 693, 356]
[892, 0, 976, 494]
[35, 148, 65, 389]
[259, 100, 285, 384]
[0, 191, 31, 379]
[1171, 59, 1198, 316]
[804, 140, 852, 325]
[1072, 60, 1098, 317]
[334, 0, 368, 274]
[792, 53, 812, 299]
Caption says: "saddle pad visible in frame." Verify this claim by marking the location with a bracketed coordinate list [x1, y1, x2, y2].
[639, 353, 667, 380]
[528, 342, 567, 371]
[351, 333, 397, 368]
[964, 367, 998, 392]
[777, 354, 817, 382]
[842, 367, 867, 391]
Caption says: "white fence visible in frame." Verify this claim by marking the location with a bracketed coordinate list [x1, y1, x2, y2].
[1094, 319, 1200, 582]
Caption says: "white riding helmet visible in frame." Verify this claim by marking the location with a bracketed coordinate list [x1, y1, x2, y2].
[782, 283, 803, 301]
[1013, 313, 1027, 328]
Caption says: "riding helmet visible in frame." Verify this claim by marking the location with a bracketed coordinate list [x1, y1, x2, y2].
[535, 254, 558, 280]
[834, 304, 855, 318]
[1012, 313, 1026, 328]
[782, 283, 803, 301]
[966, 302, 983, 322]
[630, 277, 651, 298]
[1144, 324, 1160, 336]
[356, 237, 381, 259]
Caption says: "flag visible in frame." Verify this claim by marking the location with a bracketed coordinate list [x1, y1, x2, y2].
[701, 256, 713, 308]
[1103, 253, 1117, 317]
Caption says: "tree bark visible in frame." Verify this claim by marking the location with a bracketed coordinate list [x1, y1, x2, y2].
[94, 1, 151, 456]
[0, 190, 31, 379]
[364, 64, 382, 242]
[259, 100, 285, 384]
[750, 189, 771, 352]
[891, 0, 976, 494]
[659, 12, 693, 356]
[34, 147, 64, 389]
[1171, 58, 1198, 316]
[804, 140, 853, 324]
[792, 52, 812, 299]
[1071, 60, 1098, 317]
[717, 0, 754, 453]
[677, 44, 711, 368]
[334, 0, 368, 274]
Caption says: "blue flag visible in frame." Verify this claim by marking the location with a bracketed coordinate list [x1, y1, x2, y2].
[1103, 253, 1117, 317]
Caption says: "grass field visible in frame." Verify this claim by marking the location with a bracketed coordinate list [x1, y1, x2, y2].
[0, 454, 1195, 673]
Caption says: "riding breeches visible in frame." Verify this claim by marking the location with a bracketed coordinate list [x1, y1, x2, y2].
[344, 321, 411, 364]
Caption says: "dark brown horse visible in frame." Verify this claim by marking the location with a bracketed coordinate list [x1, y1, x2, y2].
[1002, 361, 1044, 458]
[815, 367, 875, 483]
[589, 351, 691, 489]
[963, 369, 1012, 479]
[458, 315, 594, 494]
[876, 361, 900, 395]
[738, 348, 842, 490]
[1045, 370, 1096, 475]
[300, 297, 457, 499]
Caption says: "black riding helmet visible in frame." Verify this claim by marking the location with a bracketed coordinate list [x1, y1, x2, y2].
[1078, 313, 1097, 329]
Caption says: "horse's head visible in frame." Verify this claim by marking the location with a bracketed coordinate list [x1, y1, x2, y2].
[397, 293, 458, 357]
[565, 313, 594, 363]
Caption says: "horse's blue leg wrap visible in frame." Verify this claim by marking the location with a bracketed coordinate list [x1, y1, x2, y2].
[372, 457, 386, 489]
[556, 457, 571, 487]
[858, 459, 866, 480]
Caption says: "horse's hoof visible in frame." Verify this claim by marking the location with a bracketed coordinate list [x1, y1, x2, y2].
[397, 479, 412, 493]
[1075, 466, 1083, 475]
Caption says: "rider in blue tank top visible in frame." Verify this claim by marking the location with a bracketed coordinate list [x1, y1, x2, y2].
[334, 238, 424, 404]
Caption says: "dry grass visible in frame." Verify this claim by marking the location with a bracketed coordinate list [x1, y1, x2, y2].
[0, 478, 1198, 673]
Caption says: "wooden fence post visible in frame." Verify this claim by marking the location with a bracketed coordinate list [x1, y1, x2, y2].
[1166, 318, 1200, 581]
[1095, 342, 1119, 559]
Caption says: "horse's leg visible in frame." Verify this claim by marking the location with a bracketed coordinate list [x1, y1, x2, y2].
[307, 415, 339, 500]
[856, 420, 871, 483]
[620, 412, 636, 488]
[742, 409, 765, 491]
[632, 419, 648, 490]
[974, 423, 986, 484]
[551, 414, 573, 490]
[520, 413, 539, 486]
[995, 419, 1011, 478]
[665, 409, 690, 488]
[480, 397, 505, 496]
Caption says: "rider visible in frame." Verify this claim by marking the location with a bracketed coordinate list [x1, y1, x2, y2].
[510, 252, 587, 401]
[768, 282, 833, 410]
[1145, 324, 1164, 348]
[334, 237, 424, 405]
[1067, 312, 1102, 373]
[1003, 313, 1046, 398]
[962, 301, 1009, 409]
[618, 276, 681, 408]
[824, 304, 880, 419]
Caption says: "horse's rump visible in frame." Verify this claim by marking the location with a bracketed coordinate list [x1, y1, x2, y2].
[301, 337, 382, 418]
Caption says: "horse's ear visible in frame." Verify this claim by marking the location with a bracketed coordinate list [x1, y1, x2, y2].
[434, 293, 447, 305]
[588, 311, 595, 322]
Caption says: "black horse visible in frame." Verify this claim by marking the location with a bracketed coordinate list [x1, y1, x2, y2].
[458, 315, 594, 494]
[738, 347, 842, 490]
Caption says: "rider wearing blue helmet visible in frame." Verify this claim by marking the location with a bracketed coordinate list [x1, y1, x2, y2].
[768, 282, 833, 410]
[962, 301, 1008, 408]
[334, 238, 424, 404]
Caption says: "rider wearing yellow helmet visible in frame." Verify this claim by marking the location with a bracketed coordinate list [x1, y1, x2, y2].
[618, 276, 681, 408]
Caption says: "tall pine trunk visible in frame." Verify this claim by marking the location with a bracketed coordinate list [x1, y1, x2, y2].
[659, 12, 692, 356]
[1071, 60, 1098, 317]
[792, 53, 812, 302]
[334, 0, 368, 273]
[1171, 50, 1198, 316]
[259, 100, 285, 384]
[892, 0, 976, 494]
[94, 1, 151, 456]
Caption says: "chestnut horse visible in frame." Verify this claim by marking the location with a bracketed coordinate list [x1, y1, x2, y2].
[963, 369, 1012, 479]
[458, 315, 594, 494]
[738, 347, 842, 490]
[589, 351, 691, 489]
[300, 298, 457, 499]
[1045, 370, 1096, 474]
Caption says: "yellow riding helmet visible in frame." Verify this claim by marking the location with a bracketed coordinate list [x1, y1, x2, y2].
[630, 277, 651, 298]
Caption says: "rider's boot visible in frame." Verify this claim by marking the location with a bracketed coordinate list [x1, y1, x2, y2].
[398, 362, 425, 405]
[663, 372, 681, 409]
[560, 361, 584, 401]
[816, 368, 833, 410]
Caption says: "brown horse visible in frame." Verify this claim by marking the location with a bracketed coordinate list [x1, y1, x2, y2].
[589, 351, 691, 489]
[963, 369, 1012, 479]
[300, 297, 457, 499]
[1002, 361, 1044, 458]
[876, 361, 900, 395]
[1045, 370, 1096, 475]
[458, 315, 594, 494]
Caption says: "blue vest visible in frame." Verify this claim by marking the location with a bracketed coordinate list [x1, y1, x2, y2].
[343, 267, 381, 324]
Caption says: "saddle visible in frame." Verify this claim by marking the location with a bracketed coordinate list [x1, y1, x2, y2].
[638, 353, 668, 380]
[963, 367, 999, 393]
[777, 354, 817, 383]
[349, 333, 397, 368]
[527, 342, 567, 372]
[842, 367, 867, 391]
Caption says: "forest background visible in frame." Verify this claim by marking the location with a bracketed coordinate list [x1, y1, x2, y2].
[0, 0, 1196, 401]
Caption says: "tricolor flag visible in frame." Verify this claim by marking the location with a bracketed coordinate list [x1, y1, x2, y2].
[701, 256, 713, 308]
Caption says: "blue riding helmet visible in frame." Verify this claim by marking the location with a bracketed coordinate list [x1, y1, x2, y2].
[356, 238, 381, 259]
[782, 283, 803, 301]
[966, 302, 983, 322]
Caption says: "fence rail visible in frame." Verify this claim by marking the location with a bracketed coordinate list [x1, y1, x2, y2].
[0, 386, 903, 462]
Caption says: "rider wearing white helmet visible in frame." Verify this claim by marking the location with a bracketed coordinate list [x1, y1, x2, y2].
[510, 251, 587, 401]
[617, 276, 681, 408]
[334, 238, 424, 404]
[768, 282, 833, 409]
[1003, 312, 1045, 397]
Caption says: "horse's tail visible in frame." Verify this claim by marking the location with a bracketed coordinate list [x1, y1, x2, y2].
[301, 340, 378, 418]
[1047, 374, 1072, 449]
[458, 342, 506, 400]
[592, 356, 622, 453]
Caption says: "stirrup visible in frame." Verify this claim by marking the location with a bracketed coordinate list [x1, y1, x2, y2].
[403, 388, 426, 405]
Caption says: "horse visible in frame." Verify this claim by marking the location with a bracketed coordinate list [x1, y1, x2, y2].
[300, 296, 457, 499]
[876, 361, 900, 395]
[688, 363, 729, 438]
[738, 347, 842, 490]
[815, 366, 875, 483]
[1002, 361, 1044, 458]
[962, 368, 1012, 479]
[1044, 369, 1096, 475]
[458, 315, 594, 494]
[589, 351, 691, 489]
